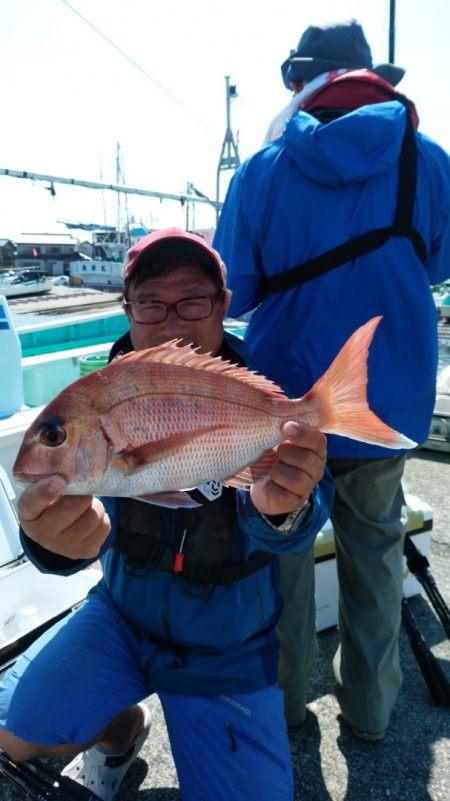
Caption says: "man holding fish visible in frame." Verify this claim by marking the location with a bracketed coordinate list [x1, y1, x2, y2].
[0, 227, 415, 798]
[0, 228, 335, 801]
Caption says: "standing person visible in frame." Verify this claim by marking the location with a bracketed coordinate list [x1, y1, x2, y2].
[0, 228, 333, 801]
[214, 20, 450, 740]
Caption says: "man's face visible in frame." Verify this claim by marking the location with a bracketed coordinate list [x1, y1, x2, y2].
[124, 264, 230, 354]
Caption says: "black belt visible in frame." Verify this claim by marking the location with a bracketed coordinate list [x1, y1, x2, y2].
[114, 531, 274, 584]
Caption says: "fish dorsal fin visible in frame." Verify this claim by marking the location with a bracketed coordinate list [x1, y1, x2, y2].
[114, 340, 286, 398]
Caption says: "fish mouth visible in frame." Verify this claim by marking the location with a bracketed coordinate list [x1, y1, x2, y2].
[13, 478, 36, 491]
[12, 472, 43, 488]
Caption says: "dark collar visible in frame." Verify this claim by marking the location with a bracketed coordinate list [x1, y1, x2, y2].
[108, 330, 246, 366]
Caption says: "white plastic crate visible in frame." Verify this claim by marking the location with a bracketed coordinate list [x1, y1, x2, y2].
[314, 493, 432, 632]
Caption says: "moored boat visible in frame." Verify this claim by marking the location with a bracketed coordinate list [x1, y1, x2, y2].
[0, 271, 54, 298]
[69, 258, 123, 292]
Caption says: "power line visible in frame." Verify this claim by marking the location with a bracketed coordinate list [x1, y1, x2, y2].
[59, 0, 219, 139]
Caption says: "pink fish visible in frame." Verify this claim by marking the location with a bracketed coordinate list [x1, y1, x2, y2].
[13, 316, 415, 506]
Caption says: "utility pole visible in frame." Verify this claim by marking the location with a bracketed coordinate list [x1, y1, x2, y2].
[215, 76, 240, 222]
[389, 0, 396, 63]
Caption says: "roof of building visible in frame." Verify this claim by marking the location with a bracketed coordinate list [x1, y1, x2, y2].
[15, 233, 79, 246]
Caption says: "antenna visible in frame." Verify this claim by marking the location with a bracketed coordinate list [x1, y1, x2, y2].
[389, 0, 396, 63]
[215, 76, 240, 222]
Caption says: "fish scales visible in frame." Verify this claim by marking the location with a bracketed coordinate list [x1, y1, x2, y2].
[100, 393, 290, 495]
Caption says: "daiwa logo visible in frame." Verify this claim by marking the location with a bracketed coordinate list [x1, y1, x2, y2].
[197, 482, 223, 501]
[219, 695, 252, 717]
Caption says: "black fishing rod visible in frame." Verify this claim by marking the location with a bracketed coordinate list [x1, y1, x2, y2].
[401, 598, 450, 707]
[404, 534, 450, 641]
[0, 752, 102, 801]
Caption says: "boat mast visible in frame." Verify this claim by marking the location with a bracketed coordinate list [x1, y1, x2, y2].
[115, 143, 131, 246]
[116, 143, 122, 244]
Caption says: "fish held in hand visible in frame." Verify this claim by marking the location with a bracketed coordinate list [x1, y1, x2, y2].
[13, 316, 416, 504]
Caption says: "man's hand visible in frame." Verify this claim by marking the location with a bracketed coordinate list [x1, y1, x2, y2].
[17, 475, 111, 560]
[250, 421, 327, 519]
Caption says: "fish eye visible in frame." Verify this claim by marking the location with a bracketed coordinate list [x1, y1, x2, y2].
[40, 424, 67, 447]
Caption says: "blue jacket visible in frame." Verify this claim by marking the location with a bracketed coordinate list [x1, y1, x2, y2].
[214, 102, 450, 458]
[20, 332, 334, 696]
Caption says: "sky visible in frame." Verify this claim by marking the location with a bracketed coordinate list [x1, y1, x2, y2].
[1, 0, 450, 241]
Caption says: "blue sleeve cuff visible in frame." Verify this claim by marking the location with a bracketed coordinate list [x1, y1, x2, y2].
[236, 469, 334, 554]
[236, 468, 335, 555]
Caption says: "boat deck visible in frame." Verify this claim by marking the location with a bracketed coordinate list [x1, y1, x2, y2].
[7, 285, 122, 317]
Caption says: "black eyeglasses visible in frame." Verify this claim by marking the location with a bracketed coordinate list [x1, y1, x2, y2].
[123, 293, 223, 324]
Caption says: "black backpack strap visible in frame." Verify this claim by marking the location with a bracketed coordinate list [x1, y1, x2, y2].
[391, 106, 428, 262]
[176, 549, 274, 585]
[114, 528, 274, 584]
[263, 107, 427, 295]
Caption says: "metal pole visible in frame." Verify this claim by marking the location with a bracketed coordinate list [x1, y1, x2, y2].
[389, 0, 396, 63]
[225, 77, 231, 138]
[0, 168, 221, 211]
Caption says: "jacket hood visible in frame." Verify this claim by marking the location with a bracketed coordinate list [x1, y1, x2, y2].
[284, 101, 407, 187]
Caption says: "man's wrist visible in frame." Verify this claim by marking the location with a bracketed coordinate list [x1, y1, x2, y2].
[260, 499, 311, 533]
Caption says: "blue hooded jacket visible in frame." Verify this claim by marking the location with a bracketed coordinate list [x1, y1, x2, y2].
[214, 102, 450, 458]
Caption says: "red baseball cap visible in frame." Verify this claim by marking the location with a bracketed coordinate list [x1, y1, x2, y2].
[121, 227, 226, 287]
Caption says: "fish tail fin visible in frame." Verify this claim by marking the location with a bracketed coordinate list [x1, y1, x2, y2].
[301, 317, 417, 449]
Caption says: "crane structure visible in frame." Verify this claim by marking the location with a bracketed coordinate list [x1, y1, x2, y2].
[215, 76, 240, 221]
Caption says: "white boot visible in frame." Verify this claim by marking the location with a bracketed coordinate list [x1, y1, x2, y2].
[61, 703, 151, 801]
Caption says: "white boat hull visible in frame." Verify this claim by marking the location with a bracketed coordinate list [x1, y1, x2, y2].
[70, 260, 123, 291]
[0, 279, 53, 298]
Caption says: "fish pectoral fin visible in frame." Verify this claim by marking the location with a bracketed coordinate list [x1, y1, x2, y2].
[133, 492, 202, 509]
[113, 426, 227, 473]
[222, 449, 278, 488]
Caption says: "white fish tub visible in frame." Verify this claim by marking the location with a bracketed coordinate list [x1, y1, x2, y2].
[0, 561, 100, 674]
[0, 466, 100, 674]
